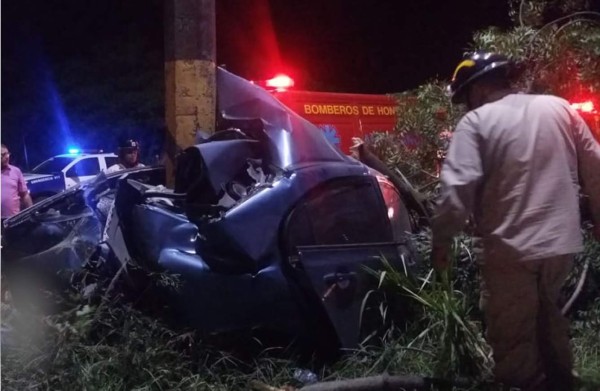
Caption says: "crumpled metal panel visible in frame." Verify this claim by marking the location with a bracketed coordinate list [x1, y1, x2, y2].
[1, 68, 417, 355]
[1, 168, 166, 279]
[216, 67, 349, 168]
[5, 213, 101, 277]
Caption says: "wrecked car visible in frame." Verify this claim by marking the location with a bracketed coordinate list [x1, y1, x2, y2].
[1, 68, 417, 355]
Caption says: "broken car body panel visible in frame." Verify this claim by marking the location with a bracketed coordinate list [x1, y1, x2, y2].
[2, 68, 415, 353]
[217, 67, 349, 169]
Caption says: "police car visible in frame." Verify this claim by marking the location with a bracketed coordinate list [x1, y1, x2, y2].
[24, 150, 118, 202]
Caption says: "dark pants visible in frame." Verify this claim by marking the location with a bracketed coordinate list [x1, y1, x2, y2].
[480, 253, 575, 391]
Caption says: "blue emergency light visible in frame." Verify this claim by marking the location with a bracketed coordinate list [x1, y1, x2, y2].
[68, 148, 81, 154]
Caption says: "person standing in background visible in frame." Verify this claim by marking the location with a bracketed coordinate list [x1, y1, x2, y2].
[1, 143, 33, 302]
[105, 138, 145, 174]
[1, 143, 32, 221]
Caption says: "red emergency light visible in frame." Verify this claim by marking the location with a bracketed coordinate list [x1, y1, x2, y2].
[571, 100, 596, 114]
[265, 74, 294, 91]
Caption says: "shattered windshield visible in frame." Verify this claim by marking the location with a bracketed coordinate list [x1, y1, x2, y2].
[32, 157, 75, 174]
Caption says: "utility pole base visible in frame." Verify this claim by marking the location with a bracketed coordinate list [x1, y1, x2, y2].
[164, 0, 216, 187]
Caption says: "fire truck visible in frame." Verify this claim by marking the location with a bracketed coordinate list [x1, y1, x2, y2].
[256, 75, 398, 153]
[273, 90, 398, 153]
[259, 75, 599, 152]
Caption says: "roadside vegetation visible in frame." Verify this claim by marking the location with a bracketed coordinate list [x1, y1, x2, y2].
[2, 231, 599, 391]
[2, 1, 599, 390]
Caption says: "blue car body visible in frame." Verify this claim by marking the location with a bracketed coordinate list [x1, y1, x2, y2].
[2, 68, 415, 355]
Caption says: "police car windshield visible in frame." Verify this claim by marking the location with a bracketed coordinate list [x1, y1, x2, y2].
[32, 157, 76, 174]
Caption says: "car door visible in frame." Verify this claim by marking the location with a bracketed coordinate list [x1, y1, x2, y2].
[64, 157, 101, 188]
[283, 176, 414, 348]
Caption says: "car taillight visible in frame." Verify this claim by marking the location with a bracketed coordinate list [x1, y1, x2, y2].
[375, 175, 412, 239]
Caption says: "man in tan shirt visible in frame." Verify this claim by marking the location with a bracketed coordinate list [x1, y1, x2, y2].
[432, 52, 600, 391]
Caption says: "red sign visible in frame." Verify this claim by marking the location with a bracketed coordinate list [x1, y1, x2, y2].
[273, 90, 398, 153]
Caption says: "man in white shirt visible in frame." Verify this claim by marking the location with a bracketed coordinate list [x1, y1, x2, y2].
[432, 52, 600, 391]
[106, 138, 145, 174]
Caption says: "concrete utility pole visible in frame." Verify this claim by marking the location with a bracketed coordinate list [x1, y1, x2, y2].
[164, 0, 216, 186]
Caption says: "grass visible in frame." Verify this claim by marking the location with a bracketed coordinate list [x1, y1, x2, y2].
[366, 262, 491, 381]
[1, 298, 301, 391]
[571, 298, 600, 388]
[2, 231, 599, 391]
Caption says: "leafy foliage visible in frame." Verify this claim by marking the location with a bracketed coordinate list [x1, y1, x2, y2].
[572, 298, 600, 386]
[472, 18, 600, 98]
[366, 0, 599, 189]
[366, 84, 464, 189]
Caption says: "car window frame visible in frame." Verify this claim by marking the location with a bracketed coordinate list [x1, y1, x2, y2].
[65, 157, 102, 178]
[103, 156, 120, 170]
[282, 176, 393, 255]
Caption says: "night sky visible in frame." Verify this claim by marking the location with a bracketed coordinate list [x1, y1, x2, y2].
[218, 0, 512, 92]
[2, 0, 512, 166]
